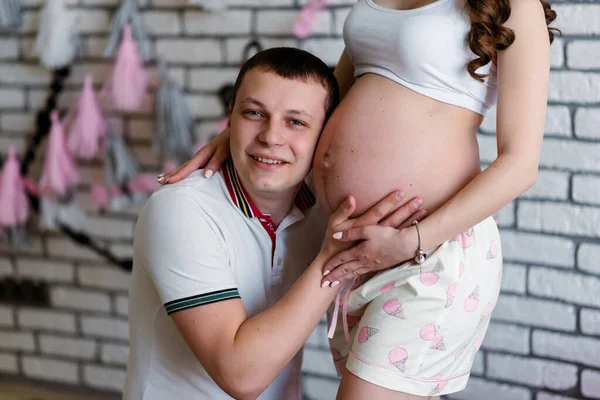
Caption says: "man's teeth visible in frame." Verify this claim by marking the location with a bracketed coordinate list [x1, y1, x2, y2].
[252, 156, 283, 164]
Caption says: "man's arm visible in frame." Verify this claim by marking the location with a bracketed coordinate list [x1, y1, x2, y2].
[171, 252, 336, 400]
[141, 190, 418, 400]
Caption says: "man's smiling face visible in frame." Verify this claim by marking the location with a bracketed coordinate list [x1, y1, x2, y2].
[229, 68, 328, 199]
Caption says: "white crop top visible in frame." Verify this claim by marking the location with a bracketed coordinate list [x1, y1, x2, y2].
[344, 0, 497, 115]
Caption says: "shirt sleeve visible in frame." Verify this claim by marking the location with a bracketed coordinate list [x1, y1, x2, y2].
[134, 188, 240, 315]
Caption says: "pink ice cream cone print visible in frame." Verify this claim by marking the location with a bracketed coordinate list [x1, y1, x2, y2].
[430, 333, 446, 351]
[459, 261, 465, 277]
[383, 299, 405, 320]
[446, 282, 457, 308]
[471, 337, 484, 363]
[346, 314, 362, 331]
[429, 375, 449, 396]
[486, 240, 498, 259]
[388, 347, 408, 373]
[451, 227, 473, 248]
[380, 280, 395, 293]
[420, 323, 439, 341]
[331, 348, 347, 375]
[420, 261, 442, 286]
[463, 285, 480, 312]
[480, 302, 492, 323]
[420, 324, 446, 351]
[358, 326, 380, 343]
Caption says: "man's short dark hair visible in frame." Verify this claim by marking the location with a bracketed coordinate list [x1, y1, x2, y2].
[230, 47, 340, 123]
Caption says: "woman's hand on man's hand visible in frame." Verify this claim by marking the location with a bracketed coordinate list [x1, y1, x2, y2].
[321, 191, 427, 287]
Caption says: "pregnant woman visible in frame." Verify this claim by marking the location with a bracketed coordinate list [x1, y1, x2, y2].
[159, 0, 557, 398]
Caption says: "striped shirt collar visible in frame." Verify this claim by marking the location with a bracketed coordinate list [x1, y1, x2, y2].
[222, 159, 316, 219]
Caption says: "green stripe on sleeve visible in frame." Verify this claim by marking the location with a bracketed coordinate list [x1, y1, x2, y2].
[165, 288, 241, 315]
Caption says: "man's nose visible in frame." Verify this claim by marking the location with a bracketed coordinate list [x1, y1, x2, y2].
[258, 121, 285, 146]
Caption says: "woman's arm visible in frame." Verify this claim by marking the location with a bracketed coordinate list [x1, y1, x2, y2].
[320, 0, 550, 284]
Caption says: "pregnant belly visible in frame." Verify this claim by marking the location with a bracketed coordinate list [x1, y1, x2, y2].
[313, 74, 484, 216]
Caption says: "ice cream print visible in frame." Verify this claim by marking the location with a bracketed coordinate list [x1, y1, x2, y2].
[383, 299, 405, 319]
[463, 285, 480, 312]
[324, 217, 503, 395]
[429, 375, 449, 396]
[480, 302, 492, 323]
[450, 227, 473, 248]
[420, 260, 443, 286]
[486, 239, 498, 259]
[330, 348, 347, 375]
[358, 326, 380, 343]
[420, 323, 446, 351]
[388, 347, 409, 373]
[380, 280, 395, 293]
[346, 314, 362, 331]
[446, 282, 457, 308]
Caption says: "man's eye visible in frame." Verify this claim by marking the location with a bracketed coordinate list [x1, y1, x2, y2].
[290, 119, 305, 127]
[244, 110, 262, 117]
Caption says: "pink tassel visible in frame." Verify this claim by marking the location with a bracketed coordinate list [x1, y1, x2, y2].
[39, 111, 79, 197]
[0, 146, 30, 227]
[294, 0, 327, 39]
[128, 173, 156, 193]
[90, 184, 109, 208]
[67, 74, 107, 159]
[102, 24, 148, 112]
[162, 160, 178, 174]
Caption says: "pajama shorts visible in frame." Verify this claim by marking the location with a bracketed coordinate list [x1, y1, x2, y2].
[327, 216, 502, 396]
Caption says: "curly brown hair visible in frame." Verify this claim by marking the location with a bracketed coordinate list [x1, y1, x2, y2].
[465, 0, 560, 82]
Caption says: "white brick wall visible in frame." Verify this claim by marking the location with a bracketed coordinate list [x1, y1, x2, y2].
[1, 1, 600, 399]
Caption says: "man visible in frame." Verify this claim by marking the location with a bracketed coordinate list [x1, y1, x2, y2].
[124, 48, 421, 400]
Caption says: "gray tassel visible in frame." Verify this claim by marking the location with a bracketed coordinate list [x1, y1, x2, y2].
[104, 130, 139, 210]
[40, 190, 86, 231]
[104, 0, 151, 61]
[155, 59, 194, 164]
[39, 196, 59, 230]
[56, 199, 86, 230]
[0, 0, 22, 28]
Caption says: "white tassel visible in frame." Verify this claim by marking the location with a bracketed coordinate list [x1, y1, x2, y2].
[0, 0, 22, 28]
[188, 0, 228, 12]
[35, 0, 79, 70]
[104, 0, 151, 61]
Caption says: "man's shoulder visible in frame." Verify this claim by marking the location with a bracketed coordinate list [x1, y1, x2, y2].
[149, 170, 227, 209]
[137, 170, 234, 232]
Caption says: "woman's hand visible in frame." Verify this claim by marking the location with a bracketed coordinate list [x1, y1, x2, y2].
[321, 224, 419, 287]
[158, 128, 231, 184]
[321, 192, 427, 287]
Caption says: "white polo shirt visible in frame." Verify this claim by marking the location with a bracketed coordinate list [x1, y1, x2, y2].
[124, 160, 327, 400]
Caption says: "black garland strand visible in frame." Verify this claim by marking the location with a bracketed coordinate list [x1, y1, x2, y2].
[18, 67, 133, 272]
